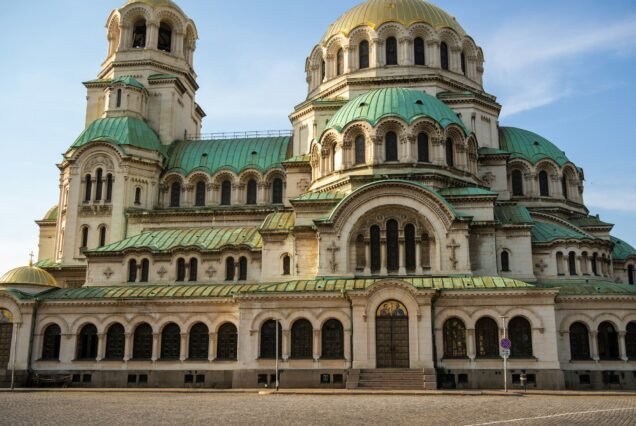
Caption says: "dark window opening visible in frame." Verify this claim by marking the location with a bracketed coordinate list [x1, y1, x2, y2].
[239, 257, 248, 281]
[81, 227, 89, 250]
[322, 319, 344, 359]
[626, 322, 636, 359]
[509, 317, 533, 358]
[221, 180, 232, 206]
[133, 323, 153, 360]
[84, 174, 92, 202]
[359, 40, 369, 69]
[569, 322, 590, 360]
[501, 251, 510, 272]
[189, 258, 198, 282]
[189, 323, 209, 360]
[132, 21, 146, 48]
[443, 318, 467, 359]
[246, 179, 257, 205]
[562, 177, 569, 200]
[385, 131, 398, 162]
[386, 219, 399, 272]
[291, 319, 313, 359]
[598, 322, 620, 360]
[134, 187, 142, 205]
[105, 323, 125, 360]
[195, 181, 206, 207]
[226, 257, 235, 281]
[170, 182, 181, 208]
[116, 89, 122, 108]
[386, 37, 398, 65]
[128, 259, 138, 283]
[77, 324, 98, 360]
[370, 226, 381, 273]
[476, 318, 499, 358]
[321, 60, 326, 81]
[461, 52, 467, 75]
[99, 226, 107, 248]
[217, 323, 238, 360]
[106, 174, 113, 202]
[42, 324, 61, 360]
[283, 255, 291, 276]
[628, 265, 634, 285]
[539, 171, 550, 197]
[405, 224, 416, 272]
[337, 48, 344, 76]
[579, 374, 591, 385]
[140, 259, 149, 283]
[95, 169, 103, 202]
[417, 132, 429, 162]
[260, 320, 282, 359]
[414, 37, 425, 65]
[158, 23, 172, 52]
[440, 42, 449, 70]
[511, 170, 524, 196]
[355, 135, 366, 165]
[176, 258, 186, 282]
[272, 178, 284, 204]
[446, 138, 454, 167]
[568, 252, 577, 276]
[160, 323, 181, 360]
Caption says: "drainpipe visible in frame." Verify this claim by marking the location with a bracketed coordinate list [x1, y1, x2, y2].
[26, 298, 41, 386]
[342, 289, 353, 370]
[431, 291, 440, 384]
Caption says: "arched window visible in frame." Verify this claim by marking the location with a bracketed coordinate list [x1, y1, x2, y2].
[188, 323, 209, 360]
[445, 138, 454, 167]
[95, 169, 103, 202]
[443, 318, 467, 358]
[217, 323, 238, 360]
[370, 226, 381, 273]
[291, 319, 313, 359]
[106, 174, 113, 202]
[421, 233, 431, 268]
[569, 322, 590, 360]
[225, 257, 235, 281]
[354, 135, 366, 165]
[134, 187, 142, 205]
[272, 178, 284, 204]
[116, 89, 122, 108]
[359, 40, 369, 69]
[386, 219, 399, 272]
[133, 323, 153, 360]
[627, 322, 636, 359]
[239, 257, 248, 281]
[321, 59, 326, 82]
[42, 324, 61, 360]
[260, 320, 282, 359]
[417, 132, 429, 162]
[189, 258, 198, 282]
[501, 251, 510, 272]
[336, 48, 344, 76]
[140, 259, 150, 283]
[562, 177, 569, 200]
[556, 252, 565, 275]
[77, 324, 98, 360]
[321, 319, 344, 359]
[476, 317, 499, 358]
[84, 174, 92, 202]
[157, 22, 172, 52]
[386, 37, 398, 65]
[195, 181, 206, 207]
[628, 265, 634, 285]
[355, 234, 366, 271]
[98, 225, 107, 248]
[80, 226, 89, 250]
[440, 42, 449, 70]
[246, 179, 257, 205]
[132, 19, 147, 48]
[509, 317, 533, 358]
[461, 51, 467, 75]
[128, 259, 138, 283]
[511, 170, 524, 196]
[176, 258, 186, 282]
[592, 253, 598, 275]
[221, 180, 232, 206]
[170, 181, 181, 207]
[539, 171, 550, 197]
[598, 322, 619, 359]
[105, 323, 125, 360]
[330, 144, 336, 172]
[568, 252, 577, 276]
[414, 37, 425, 65]
[160, 323, 180, 360]
[283, 255, 291, 276]
[405, 224, 416, 272]
[385, 132, 398, 162]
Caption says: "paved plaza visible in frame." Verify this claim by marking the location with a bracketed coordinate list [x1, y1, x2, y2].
[0, 392, 635, 425]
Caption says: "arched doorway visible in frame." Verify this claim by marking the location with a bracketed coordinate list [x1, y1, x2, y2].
[0, 309, 14, 369]
[375, 301, 409, 368]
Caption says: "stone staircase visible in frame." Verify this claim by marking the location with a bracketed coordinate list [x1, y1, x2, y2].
[347, 369, 437, 390]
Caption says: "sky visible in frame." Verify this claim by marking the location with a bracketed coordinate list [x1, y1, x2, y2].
[0, 0, 635, 274]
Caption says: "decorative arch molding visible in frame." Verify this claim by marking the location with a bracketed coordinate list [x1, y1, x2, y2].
[408, 23, 436, 40]
[238, 169, 264, 185]
[212, 170, 238, 185]
[210, 316, 239, 334]
[120, 5, 152, 27]
[468, 310, 504, 330]
[317, 310, 351, 329]
[81, 152, 117, 175]
[155, 9, 185, 32]
[185, 171, 212, 186]
[500, 308, 545, 331]
[161, 172, 185, 186]
[69, 141, 128, 165]
[559, 313, 595, 332]
[374, 118, 409, 137]
[375, 22, 408, 39]
[69, 317, 102, 335]
[288, 312, 321, 331]
[508, 159, 533, 174]
[461, 37, 479, 57]
[35, 316, 70, 335]
[0, 295, 23, 325]
[592, 313, 624, 331]
[325, 35, 348, 56]
[329, 181, 457, 234]
[348, 27, 374, 45]
[251, 311, 289, 332]
[363, 280, 423, 320]
[263, 168, 286, 184]
[437, 28, 462, 49]
[128, 315, 161, 334]
[535, 159, 560, 176]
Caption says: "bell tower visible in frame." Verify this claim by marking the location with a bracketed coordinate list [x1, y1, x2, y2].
[84, 0, 205, 145]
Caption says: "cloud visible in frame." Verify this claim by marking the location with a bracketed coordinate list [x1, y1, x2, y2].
[483, 17, 636, 117]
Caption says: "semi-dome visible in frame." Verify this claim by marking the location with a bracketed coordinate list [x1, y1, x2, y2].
[42, 205, 58, 222]
[326, 88, 468, 134]
[499, 127, 570, 166]
[125, 0, 183, 13]
[322, 0, 466, 43]
[0, 264, 59, 289]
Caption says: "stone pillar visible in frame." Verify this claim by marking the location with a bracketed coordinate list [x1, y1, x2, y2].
[313, 330, 321, 361]
[466, 328, 476, 361]
[151, 333, 160, 361]
[174, 30, 184, 57]
[618, 331, 628, 361]
[371, 38, 384, 67]
[344, 328, 352, 363]
[590, 331, 599, 361]
[282, 330, 291, 361]
[415, 242, 422, 274]
[380, 237, 388, 275]
[398, 239, 406, 275]
[208, 332, 217, 362]
[123, 332, 133, 361]
[343, 46, 351, 74]
[399, 37, 413, 65]
[180, 333, 188, 361]
[147, 21, 159, 51]
[364, 241, 372, 275]
[119, 24, 130, 50]
[450, 46, 462, 73]
[347, 46, 357, 72]
[427, 40, 440, 68]
[96, 333, 106, 362]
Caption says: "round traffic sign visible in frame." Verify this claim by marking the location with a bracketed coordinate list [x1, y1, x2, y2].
[500, 338, 512, 349]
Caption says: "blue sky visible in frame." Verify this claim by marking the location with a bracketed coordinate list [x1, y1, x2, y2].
[0, 0, 635, 273]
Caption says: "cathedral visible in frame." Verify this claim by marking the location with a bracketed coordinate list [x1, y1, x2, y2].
[0, 0, 635, 390]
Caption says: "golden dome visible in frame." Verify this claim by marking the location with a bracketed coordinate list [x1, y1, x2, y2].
[322, 0, 465, 43]
[0, 265, 59, 288]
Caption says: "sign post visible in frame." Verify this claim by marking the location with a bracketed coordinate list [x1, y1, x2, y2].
[275, 319, 280, 392]
[500, 317, 510, 393]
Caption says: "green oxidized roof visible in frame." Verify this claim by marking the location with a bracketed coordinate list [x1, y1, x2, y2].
[70, 117, 165, 155]
[326, 88, 469, 134]
[88, 228, 262, 255]
[41, 206, 58, 222]
[532, 221, 590, 243]
[535, 280, 636, 296]
[36, 277, 534, 301]
[261, 212, 296, 231]
[166, 137, 292, 175]
[111, 76, 145, 90]
[479, 147, 509, 156]
[569, 216, 613, 228]
[292, 192, 347, 202]
[495, 205, 533, 225]
[499, 127, 570, 166]
[438, 187, 498, 197]
[148, 74, 179, 81]
[611, 237, 636, 261]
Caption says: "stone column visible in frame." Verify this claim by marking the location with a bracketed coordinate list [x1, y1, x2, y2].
[364, 240, 372, 275]
[450, 46, 462, 73]
[282, 330, 291, 361]
[343, 46, 351, 73]
[151, 333, 160, 361]
[123, 332, 133, 361]
[208, 332, 217, 362]
[180, 333, 188, 361]
[173, 30, 184, 57]
[96, 333, 106, 362]
[371, 38, 384, 67]
[466, 328, 476, 361]
[590, 331, 599, 362]
[313, 330, 321, 361]
[347, 45, 357, 72]
[415, 242, 422, 274]
[398, 239, 406, 275]
[399, 37, 413, 65]
[427, 40, 440, 68]
[380, 237, 388, 275]
[344, 328, 352, 363]
[147, 21, 159, 50]
[618, 331, 628, 361]
[119, 24, 130, 50]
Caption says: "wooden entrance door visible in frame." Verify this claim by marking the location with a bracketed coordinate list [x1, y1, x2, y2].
[375, 301, 409, 368]
[0, 323, 13, 370]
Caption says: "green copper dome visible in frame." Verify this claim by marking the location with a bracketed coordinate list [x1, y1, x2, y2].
[326, 88, 468, 134]
[499, 127, 570, 167]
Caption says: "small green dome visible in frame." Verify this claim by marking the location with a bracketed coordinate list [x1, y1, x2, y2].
[0, 265, 59, 289]
[42, 205, 58, 221]
[499, 127, 570, 166]
[326, 88, 468, 134]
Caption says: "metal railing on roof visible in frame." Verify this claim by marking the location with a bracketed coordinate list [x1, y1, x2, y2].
[185, 130, 293, 141]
